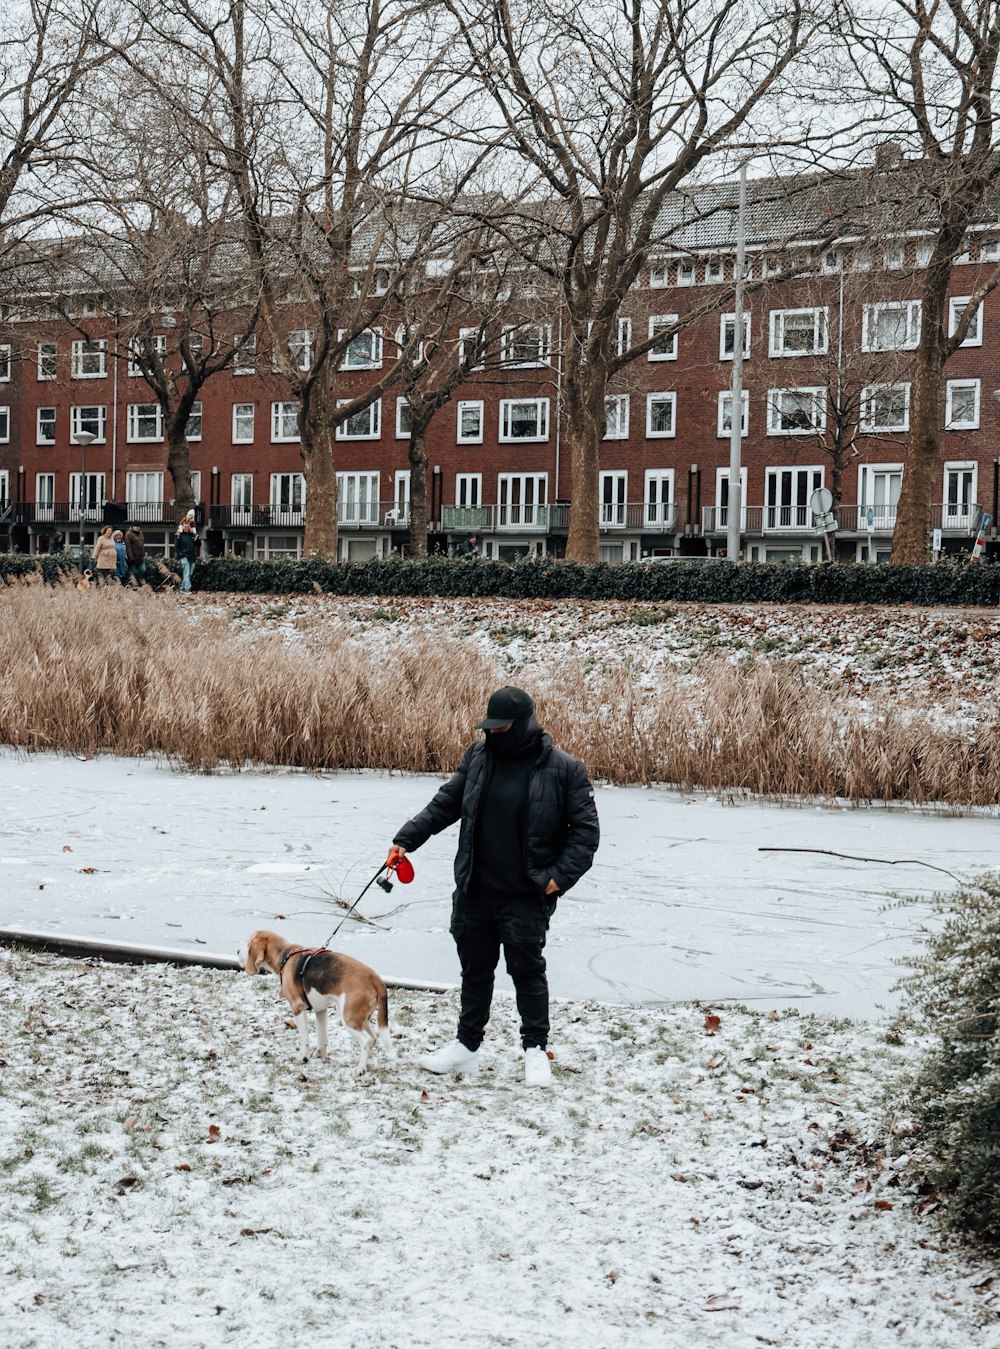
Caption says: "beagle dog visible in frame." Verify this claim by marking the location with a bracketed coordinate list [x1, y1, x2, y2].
[240, 930, 394, 1073]
[75, 569, 92, 591]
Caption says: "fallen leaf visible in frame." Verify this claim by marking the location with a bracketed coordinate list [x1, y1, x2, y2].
[420, 1090, 429, 1102]
[207, 1124, 221, 1142]
[80, 867, 96, 875]
[274, 913, 286, 920]
[705, 1294, 741, 1312]
[62, 845, 72, 853]
[705, 1013, 722, 1034]
[874, 1199, 894, 1211]
[175, 1163, 192, 1172]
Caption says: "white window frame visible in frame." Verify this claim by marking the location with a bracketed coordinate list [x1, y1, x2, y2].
[883, 244, 905, 271]
[231, 472, 254, 520]
[36, 407, 56, 445]
[616, 317, 632, 356]
[0, 406, 8, 442]
[717, 390, 749, 438]
[127, 402, 164, 443]
[234, 333, 256, 374]
[860, 383, 911, 433]
[336, 399, 382, 440]
[943, 462, 977, 528]
[271, 401, 300, 442]
[715, 466, 748, 530]
[36, 472, 55, 519]
[287, 329, 314, 371]
[499, 397, 549, 442]
[0, 344, 10, 381]
[858, 463, 902, 531]
[647, 314, 678, 361]
[232, 403, 255, 444]
[644, 470, 674, 529]
[185, 401, 203, 441]
[71, 338, 107, 379]
[501, 323, 551, 368]
[458, 327, 486, 370]
[705, 258, 724, 283]
[945, 379, 980, 430]
[455, 472, 482, 509]
[765, 465, 825, 531]
[336, 471, 379, 525]
[70, 405, 107, 444]
[676, 259, 695, 286]
[769, 307, 828, 357]
[125, 471, 164, 506]
[456, 400, 483, 444]
[649, 263, 669, 289]
[339, 328, 383, 370]
[720, 313, 751, 360]
[395, 397, 412, 440]
[948, 297, 984, 347]
[599, 470, 628, 528]
[128, 335, 166, 376]
[69, 471, 106, 518]
[766, 387, 827, 436]
[390, 470, 410, 524]
[915, 241, 934, 268]
[862, 300, 921, 352]
[270, 472, 307, 522]
[645, 392, 676, 438]
[496, 472, 548, 528]
[37, 342, 57, 380]
[604, 394, 630, 440]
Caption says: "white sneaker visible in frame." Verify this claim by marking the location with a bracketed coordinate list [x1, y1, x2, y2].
[419, 1040, 480, 1077]
[524, 1047, 552, 1087]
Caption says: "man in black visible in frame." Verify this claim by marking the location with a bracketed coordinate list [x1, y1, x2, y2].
[387, 686, 599, 1086]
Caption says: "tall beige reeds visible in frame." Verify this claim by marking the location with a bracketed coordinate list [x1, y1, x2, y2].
[2, 584, 999, 804]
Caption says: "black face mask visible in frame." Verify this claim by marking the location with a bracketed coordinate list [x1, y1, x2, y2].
[489, 715, 542, 759]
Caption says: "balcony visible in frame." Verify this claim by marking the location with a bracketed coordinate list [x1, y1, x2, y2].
[703, 502, 984, 537]
[15, 501, 200, 527]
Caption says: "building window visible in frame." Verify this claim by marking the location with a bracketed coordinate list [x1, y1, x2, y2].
[645, 392, 676, 438]
[389, 470, 410, 524]
[858, 464, 902, 529]
[647, 314, 678, 361]
[599, 471, 627, 528]
[126, 471, 163, 506]
[37, 407, 56, 445]
[128, 335, 166, 375]
[766, 387, 826, 435]
[232, 403, 255, 443]
[69, 472, 106, 516]
[915, 242, 934, 268]
[0, 406, 8, 442]
[705, 258, 724, 283]
[270, 472, 306, 521]
[499, 398, 549, 442]
[456, 400, 483, 443]
[234, 333, 256, 374]
[497, 472, 548, 527]
[604, 394, 629, 440]
[271, 401, 300, 442]
[717, 390, 749, 438]
[185, 401, 203, 440]
[766, 466, 824, 530]
[0, 345, 10, 381]
[396, 397, 412, 439]
[769, 307, 828, 357]
[676, 259, 695, 286]
[336, 399, 381, 439]
[71, 339, 107, 378]
[287, 330, 314, 370]
[645, 471, 674, 528]
[339, 328, 383, 369]
[948, 297, 984, 347]
[455, 472, 481, 508]
[336, 471, 379, 525]
[943, 463, 977, 526]
[501, 324, 551, 367]
[945, 379, 980, 430]
[981, 239, 1000, 262]
[860, 383, 910, 433]
[720, 313, 751, 360]
[36, 473, 55, 517]
[821, 250, 842, 274]
[231, 473, 254, 519]
[458, 327, 486, 369]
[70, 405, 107, 443]
[127, 403, 163, 442]
[37, 342, 57, 380]
[862, 300, 921, 351]
[883, 244, 905, 270]
[715, 467, 748, 529]
[649, 263, 669, 288]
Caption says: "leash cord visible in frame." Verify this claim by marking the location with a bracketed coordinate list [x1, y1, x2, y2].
[323, 864, 389, 946]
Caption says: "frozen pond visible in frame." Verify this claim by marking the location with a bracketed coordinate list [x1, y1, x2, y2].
[3, 750, 998, 1017]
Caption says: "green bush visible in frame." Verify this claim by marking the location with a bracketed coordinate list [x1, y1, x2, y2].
[900, 873, 1000, 1242]
[3, 551, 1000, 605]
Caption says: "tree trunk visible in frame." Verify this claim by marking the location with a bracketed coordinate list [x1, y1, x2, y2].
[407, 425, 430, 559]
[166, 425, 195, 518]
[301, 394, 339, 560]
[563, 356, 608, 564]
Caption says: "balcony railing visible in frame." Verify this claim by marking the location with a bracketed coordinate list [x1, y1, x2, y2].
[14, 501, 203, 527]
[703, 502, 984, 537]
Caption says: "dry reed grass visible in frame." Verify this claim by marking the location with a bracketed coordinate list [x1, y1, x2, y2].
[2, 581, 999, 805]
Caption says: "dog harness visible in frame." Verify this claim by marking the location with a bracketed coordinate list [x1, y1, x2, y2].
[278, 946, 329, 997]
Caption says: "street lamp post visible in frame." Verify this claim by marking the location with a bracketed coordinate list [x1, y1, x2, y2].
[72, 431, 96, 574]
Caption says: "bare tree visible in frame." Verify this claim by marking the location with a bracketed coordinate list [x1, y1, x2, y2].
[837, 0, 1000, 563]
[448, 0, 817, 562]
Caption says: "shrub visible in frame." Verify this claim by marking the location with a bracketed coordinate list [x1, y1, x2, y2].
[900, 873, 1000, 1242]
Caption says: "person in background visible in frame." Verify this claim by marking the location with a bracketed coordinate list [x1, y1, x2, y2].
[387, 685, 599, 1087]
[112, 530, 128, 585]
[454, 532, 479, 558]
[174, 515, 198, 593]
[124, 523, 146, 587]
[90, 525, 117, 585]
[53, 531, 65, 552]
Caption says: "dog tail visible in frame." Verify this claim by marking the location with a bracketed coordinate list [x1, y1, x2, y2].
[375, 981, 395, 1057]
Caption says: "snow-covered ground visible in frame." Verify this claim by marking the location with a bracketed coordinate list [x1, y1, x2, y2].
[4, 752, 1000, 1016]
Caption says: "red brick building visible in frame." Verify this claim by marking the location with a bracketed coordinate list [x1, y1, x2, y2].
[2, 201, 997, 564]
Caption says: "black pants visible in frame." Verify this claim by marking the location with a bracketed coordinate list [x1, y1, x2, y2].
[454, 892, 550, 1052]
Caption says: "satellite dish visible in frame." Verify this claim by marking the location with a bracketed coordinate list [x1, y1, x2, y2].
[810, 487, 833, 514]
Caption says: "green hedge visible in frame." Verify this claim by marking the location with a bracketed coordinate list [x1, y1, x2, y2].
[4, 551, 1000, 605]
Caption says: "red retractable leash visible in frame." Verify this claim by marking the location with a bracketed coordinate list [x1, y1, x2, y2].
[323, 854, 414, 944]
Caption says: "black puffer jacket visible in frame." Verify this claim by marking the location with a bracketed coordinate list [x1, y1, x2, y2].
[393, 727, 599, 905]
